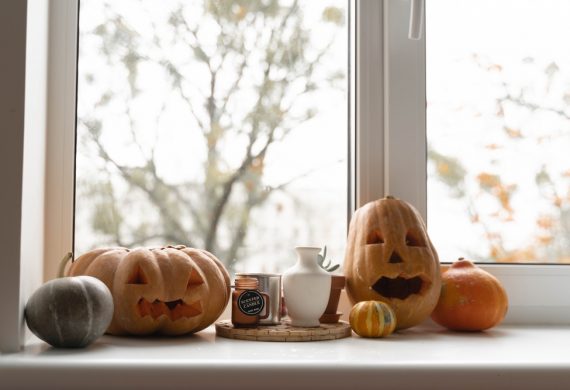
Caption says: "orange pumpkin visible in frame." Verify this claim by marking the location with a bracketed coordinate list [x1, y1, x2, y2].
[67, 245, 230, 336]
[344, 196, 441, 330]
[431, 258, 508, 331]
[349, 301, 396, 338]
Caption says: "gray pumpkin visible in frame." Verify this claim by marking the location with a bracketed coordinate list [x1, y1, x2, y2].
[25, 276, 113, 348]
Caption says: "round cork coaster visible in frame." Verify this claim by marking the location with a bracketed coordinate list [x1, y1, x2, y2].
[215, 320, 352, 342]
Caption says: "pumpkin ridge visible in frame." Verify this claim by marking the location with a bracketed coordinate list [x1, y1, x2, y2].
[75, 278, 95, 347]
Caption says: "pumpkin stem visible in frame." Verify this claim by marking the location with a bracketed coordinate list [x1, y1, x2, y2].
[453, 257, 474, 268]
[57, 252, 74, 278]
[385, 195, 396, 200]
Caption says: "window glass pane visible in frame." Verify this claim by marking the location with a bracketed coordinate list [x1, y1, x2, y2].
[427, 0, 570, 263]
[76, 0, 349, 273]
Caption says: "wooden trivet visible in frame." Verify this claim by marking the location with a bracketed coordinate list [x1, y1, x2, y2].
[215, 320, 352, 342]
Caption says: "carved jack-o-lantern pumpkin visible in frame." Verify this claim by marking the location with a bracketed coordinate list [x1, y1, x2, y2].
[67, 245, 230, 336]
[344, 196, 441, 330]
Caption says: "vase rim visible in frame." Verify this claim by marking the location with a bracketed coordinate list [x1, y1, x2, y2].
[294, 246, 322, 251]
[235, 272, 281, 277]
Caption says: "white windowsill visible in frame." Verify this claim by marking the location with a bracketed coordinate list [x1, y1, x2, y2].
[2, 324, 570, 389]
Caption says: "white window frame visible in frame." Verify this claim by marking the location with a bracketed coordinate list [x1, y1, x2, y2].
[1, 0, 54, 353]
[355, 0, 570, 325]
[43, 0, 77, 284]
[3, 0, 570, 353]
[39, 0, 570, 327]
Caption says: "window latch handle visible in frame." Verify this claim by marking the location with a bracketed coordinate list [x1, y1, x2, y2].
[408, 0, 425, 40]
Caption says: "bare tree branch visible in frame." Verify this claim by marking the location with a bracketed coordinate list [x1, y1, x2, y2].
[224, 196, 255, 267]
[81, 1, 345, 267]
[203, 1, 308, 253]
[499, 94, 570, 121]
[85, 124, 194, 246]
[160, 59, 208, 132]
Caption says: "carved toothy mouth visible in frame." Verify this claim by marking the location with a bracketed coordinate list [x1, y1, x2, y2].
[371, 276, 427, 300]
[137, 298, 202, 321]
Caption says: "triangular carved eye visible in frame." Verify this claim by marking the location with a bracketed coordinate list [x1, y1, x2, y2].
[127, 266, 148, 284]
[405, 230, 426, 247]
[187, 268, 204, 289]
[366, 230, 384, 245]
[388, 251, 403, 264]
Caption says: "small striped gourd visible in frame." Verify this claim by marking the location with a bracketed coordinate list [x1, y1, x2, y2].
[349, 300, 396, 338]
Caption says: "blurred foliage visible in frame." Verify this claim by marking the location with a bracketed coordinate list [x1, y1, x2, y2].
[77, 0, 345, 270]
[90, 181, 123, 238]
[429, 55, 570, 263]
[428, 149, 466, 198]
[322, 7, 345, 26]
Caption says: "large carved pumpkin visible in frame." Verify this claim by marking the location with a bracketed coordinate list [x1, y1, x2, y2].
[67, 245, 231, 336]
[344, 196, 441, 330]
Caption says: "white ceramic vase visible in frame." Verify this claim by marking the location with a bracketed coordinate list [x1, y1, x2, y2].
[282, 247, 332, 327]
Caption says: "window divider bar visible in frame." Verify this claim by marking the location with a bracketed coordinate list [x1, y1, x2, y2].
[355, 0, 385, 209]
[355, 0, 427, 219]
[356, 0, 570, 326]
[44, 0, 78, 281]
[383, 0, 427, 220]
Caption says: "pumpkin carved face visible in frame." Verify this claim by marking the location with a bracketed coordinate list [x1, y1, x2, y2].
[344, 196, 441, 330]
[68, 245, 230, 336]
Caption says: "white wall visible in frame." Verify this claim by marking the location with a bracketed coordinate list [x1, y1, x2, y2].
[0, 0, 28, 354]
[0, 0, 49, 353]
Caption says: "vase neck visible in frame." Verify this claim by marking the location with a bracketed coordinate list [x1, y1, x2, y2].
[295, 247, 321, 268]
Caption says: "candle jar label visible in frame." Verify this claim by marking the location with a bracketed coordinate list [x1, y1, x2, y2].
[237, 290, 265, 316]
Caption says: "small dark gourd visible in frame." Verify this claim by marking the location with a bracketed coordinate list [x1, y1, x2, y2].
[25, 276, 113, 348]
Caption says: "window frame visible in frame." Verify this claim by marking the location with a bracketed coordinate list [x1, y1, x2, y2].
[37, 0, 570, 344]
[362, 0, 570, 325]
[44, 0, 78, 283]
